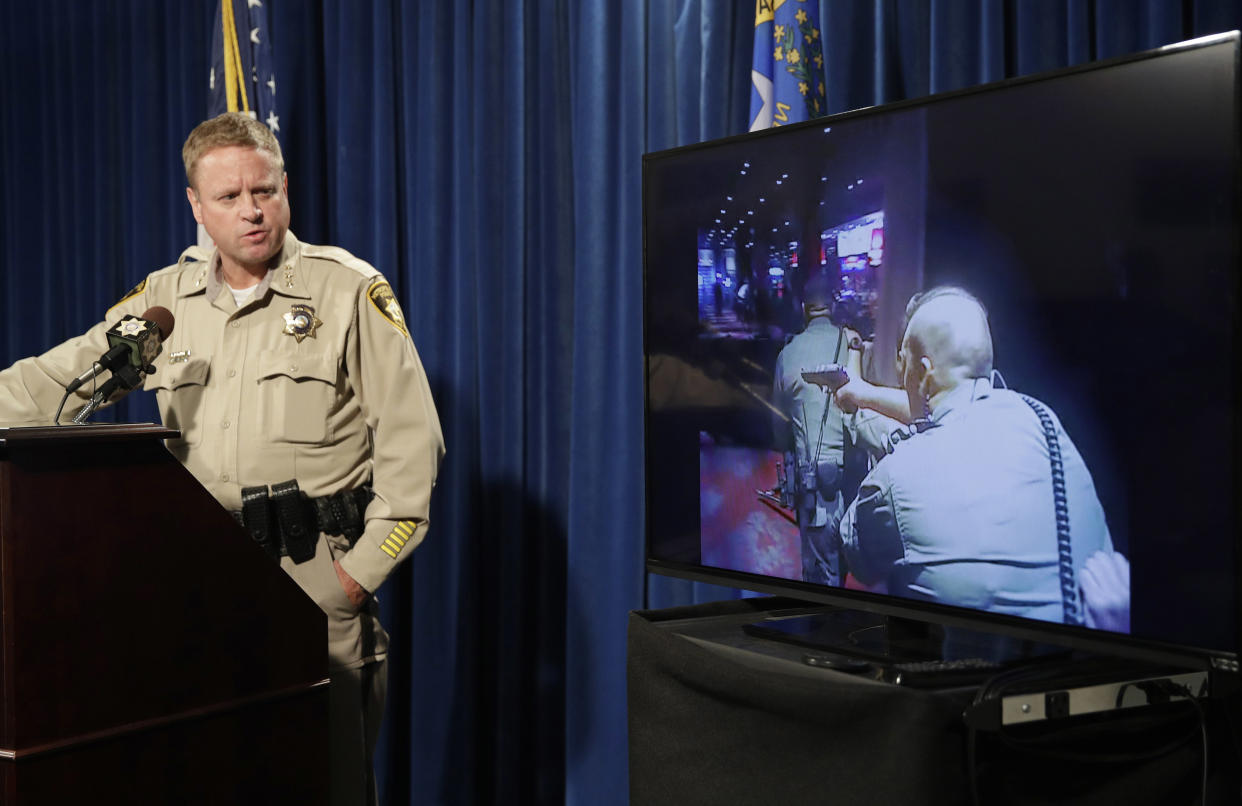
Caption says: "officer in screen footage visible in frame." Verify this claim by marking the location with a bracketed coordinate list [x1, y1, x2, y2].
[822, 286, 1130, 631]
[771, 273, 854, 585]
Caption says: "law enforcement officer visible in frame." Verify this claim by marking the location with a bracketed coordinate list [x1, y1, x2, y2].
[771, 274, 849, 585]
[836, 287, 1116, 625]
[0, 112, 445, 806]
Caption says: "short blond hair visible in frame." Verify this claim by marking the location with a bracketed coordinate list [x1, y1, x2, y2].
[182, 112, 284, 188]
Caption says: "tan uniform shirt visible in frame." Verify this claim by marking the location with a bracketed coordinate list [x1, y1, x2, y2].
[0, 233, 445, 670]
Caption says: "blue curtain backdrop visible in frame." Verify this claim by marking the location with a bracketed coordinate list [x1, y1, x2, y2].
[1, 2, 1239, 803]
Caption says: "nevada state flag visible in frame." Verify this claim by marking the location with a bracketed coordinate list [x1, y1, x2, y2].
[749, 0, 826, 131]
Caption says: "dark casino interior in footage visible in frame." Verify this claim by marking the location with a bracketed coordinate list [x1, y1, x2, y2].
[692, 123, 891, 346]
[648, 111, 927, 587]
[644, 35, 1239, 663]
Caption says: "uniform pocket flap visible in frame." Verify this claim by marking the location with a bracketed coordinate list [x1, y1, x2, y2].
[256, 351, 337, 384]
[145, 356, 211, 391]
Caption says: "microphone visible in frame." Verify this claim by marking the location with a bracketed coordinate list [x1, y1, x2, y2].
[65, 307, 175, 394]
[63, 307, 175, 425]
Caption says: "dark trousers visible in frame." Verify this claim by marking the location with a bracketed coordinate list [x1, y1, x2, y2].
[799, 490, 843, 586]
[329, 658, 388, 806]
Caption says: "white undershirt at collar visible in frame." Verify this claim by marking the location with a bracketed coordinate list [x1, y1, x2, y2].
[225, 281, 256, 307]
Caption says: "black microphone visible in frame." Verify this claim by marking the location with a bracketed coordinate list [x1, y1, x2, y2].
[64, 307, 175, 425]
[65, 306, 175, 394]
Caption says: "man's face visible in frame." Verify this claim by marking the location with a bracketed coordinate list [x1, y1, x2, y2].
[186, 146, 290, 276]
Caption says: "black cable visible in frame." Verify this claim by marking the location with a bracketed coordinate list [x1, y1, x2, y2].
[54, 368, 99, 424]
[966, 724, 983, 806]
[965, 659, 1208, 801]
[1190, 696, 1207, 806]
[995, 716, 1199, 763]
[54, 387, 73, 424]
[1224, 701, 1242, 805]
[964, 662, 1043, 803]
[1020, 395, 1082, 626]
[1151, 680, 1208, 806]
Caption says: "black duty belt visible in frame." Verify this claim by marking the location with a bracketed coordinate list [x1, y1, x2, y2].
[230, 480, 373, 564]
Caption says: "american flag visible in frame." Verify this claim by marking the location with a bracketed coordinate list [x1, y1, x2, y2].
[208, 0, 278, 131]
[200, 0, 278, 248]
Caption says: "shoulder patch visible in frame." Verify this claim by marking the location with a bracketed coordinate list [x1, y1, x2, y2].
[367, 279, 409, 336]
[111, 277, 148, 309]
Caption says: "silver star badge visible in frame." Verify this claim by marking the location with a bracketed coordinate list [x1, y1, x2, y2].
[282, 304, 322, 343]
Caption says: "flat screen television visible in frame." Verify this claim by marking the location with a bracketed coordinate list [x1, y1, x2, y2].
[644, 33, 1241, 673]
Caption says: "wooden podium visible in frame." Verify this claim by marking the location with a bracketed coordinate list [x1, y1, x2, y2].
[0, 425, 329, 804]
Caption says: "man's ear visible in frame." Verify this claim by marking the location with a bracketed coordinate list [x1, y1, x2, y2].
[186, 187, 204, 225]
[917, 355, 935, 400]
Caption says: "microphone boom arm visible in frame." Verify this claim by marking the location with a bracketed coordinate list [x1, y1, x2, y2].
[70, 363, 147, 424]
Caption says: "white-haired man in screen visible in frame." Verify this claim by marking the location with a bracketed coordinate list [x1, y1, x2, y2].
[831, 287, 1128, 631]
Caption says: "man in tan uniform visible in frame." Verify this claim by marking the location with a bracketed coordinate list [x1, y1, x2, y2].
[0, 113, 444, 806]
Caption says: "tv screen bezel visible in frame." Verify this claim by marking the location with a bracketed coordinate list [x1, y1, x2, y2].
[641, 31, 1242, 674]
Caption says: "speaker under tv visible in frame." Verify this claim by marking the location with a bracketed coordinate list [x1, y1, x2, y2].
[643, 33, 1241, 681]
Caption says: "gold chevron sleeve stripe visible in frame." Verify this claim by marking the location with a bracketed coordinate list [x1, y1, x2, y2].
[379, 520, 420, 559]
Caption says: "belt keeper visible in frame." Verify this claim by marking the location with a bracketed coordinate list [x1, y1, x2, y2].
[313, 496, 341, 535]
[272, 480, 316, 564]
[338, 488, 364, 541]
[240, 485, 278, 560]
